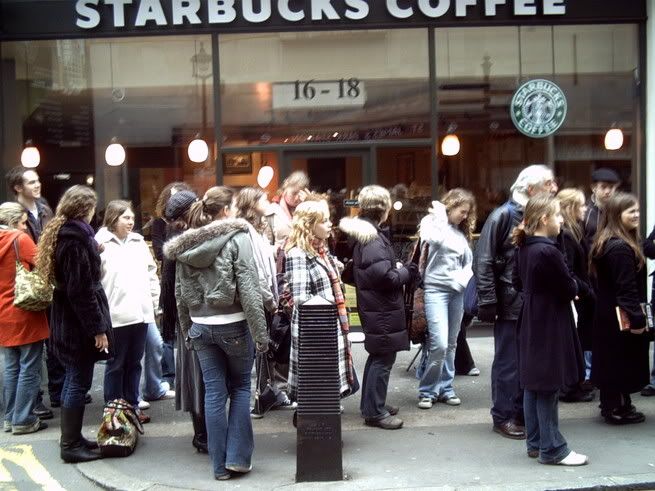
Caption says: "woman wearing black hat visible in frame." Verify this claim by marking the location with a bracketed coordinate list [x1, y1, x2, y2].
[160, 189, 210, 453]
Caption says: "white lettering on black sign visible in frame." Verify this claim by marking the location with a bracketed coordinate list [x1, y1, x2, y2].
[75, 0, 567, 29]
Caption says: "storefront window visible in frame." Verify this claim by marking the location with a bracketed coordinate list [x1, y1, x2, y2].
[435, 25, 639, 225]
[1, 35, 214, 228]
[219, 29, 430, 146]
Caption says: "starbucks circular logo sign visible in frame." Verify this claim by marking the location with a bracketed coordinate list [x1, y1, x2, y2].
[510, 79, 567, 138]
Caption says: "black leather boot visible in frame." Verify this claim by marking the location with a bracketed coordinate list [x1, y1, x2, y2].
[190, 412, 208, 454]
[60, 406, 102, 463]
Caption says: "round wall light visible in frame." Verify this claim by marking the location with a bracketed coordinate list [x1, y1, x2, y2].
[188, 137, 209, 163]
[20, 140, 40, 168]
[604, 128, 623, 151]
[257, 165, 275, 188]
[441, 134, 461, 157]
[105, 138, 126, 167]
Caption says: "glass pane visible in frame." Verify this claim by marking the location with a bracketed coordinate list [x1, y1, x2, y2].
[435, 25, 638, 227]
[220, 29, 430, 146]
[376, 146, 432, 247]
[1, 36, 214, 230]
[287, 153, 362, 259]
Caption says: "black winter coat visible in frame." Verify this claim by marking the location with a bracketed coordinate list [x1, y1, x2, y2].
[513, 237, 584, 391]
[49, 221, 114, 366]
[559, 229, 595, 351]
[339, 217, 411, 355]
[473, 199, 524, 320]
[583, 200, 600, 249]
[591, 238, 650, 393]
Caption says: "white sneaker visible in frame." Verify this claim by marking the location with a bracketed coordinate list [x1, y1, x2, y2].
[438, 394, 461, 406]
[466, 367, 481, 376]
[157, 390, 175, 400]
[138, 400, 150, 410]
[557, 451, 588, 466]
[417, 397, 433, 409]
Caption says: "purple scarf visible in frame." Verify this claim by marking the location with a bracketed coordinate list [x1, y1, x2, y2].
[69, 219, 99, 251]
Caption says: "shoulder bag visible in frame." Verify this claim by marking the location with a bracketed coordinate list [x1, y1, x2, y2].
[13, 237, 53, 312]
[405, 240, 429, 344]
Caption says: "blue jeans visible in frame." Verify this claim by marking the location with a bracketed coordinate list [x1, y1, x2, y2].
[61, 358, 96, 408]
[491, 319, 523, 425]
[360, 352, 396, 421]
[104, 323, 147, 406]
[524, 389, 569, 464]
[141, 322, 167, 401]
[417, 288, 463, 399]
[3, 342, 43, 426]
[189, 321, 255, 478]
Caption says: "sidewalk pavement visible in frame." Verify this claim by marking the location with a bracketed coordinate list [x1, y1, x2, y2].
[7, 325, 655, 490]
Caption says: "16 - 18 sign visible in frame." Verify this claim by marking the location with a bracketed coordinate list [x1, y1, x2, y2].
[273, 78, 366, 109]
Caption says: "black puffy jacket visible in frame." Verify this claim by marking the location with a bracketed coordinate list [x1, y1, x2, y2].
[339, 217, 411, 355]
[473, 199, 524, 321]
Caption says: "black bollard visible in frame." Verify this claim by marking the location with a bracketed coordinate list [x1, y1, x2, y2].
[296, 297, 343, 482]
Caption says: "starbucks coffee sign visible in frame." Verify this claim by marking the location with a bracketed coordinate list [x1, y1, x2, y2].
[510, 79, 567, 138]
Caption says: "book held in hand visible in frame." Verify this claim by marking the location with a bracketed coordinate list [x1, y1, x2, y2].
[615, 303, 654, 331]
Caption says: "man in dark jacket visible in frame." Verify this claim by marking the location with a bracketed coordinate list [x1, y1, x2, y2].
[339, 185, 418, 430]
[5, 166, 53, 244]
[583, 168, 620, 248]
[641, 226, 655, 397]
[473, 164, 558, 439]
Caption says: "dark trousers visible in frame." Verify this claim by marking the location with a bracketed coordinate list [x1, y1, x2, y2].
[360, 352, 396, 421]
[524, 389, 569, 464]
[61, 359, 95, 409]
[45, 340, 66, 403]
[600, 389, 631, 413]
[455, 314, 476, 375]
[491, 319, 523, 425]
[104, 323, 148, 406]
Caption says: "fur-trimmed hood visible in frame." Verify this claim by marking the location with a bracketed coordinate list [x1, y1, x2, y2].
[338, 217, 379, 245]
[163, 218, 249, 267]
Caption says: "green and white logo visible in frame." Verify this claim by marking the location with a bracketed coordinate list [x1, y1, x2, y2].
[510, 79, 567, 138]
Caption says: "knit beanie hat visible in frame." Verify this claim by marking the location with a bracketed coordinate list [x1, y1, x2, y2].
[165, 190, 197, 221]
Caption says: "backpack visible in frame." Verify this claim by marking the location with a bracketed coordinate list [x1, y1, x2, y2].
[97, 399, 144, 458]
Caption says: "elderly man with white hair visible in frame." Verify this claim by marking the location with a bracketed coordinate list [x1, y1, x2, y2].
[473, 164, 558, 440]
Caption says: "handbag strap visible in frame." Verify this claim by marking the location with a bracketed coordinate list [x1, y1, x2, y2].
[410, 239, 421, 265]
[12, 236, 21, 263]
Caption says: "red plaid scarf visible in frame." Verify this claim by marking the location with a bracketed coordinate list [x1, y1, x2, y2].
[313, 240, 354, 386]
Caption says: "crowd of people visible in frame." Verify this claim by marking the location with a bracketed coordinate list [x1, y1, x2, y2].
[0, 163, 653, 479]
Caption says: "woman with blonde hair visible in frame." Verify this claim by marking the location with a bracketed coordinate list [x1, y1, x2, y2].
[269, 171, 310, 249]
[556, 189, 595, 402]
[416, 188, 476, 409]
[512, 193, 586, 465]
[590, 193, 650, 425]
[286, 200, 357, 403]
[36, 185, 112, 463]
[0, 202, 49, 435]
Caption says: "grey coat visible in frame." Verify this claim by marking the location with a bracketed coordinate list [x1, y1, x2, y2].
[163, 218, 269, 346]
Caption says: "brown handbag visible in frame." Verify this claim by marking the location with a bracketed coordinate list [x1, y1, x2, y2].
[405, 240, 429, 344]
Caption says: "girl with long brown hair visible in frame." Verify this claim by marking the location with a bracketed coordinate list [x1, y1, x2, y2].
[590, 192, 650, 425]
[36, 185, 112, 463]
[512, 194, 587, 466]
[556, 189, 595, 402]
[415, 188, 476, 409]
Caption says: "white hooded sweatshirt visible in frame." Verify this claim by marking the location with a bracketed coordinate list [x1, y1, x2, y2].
[95, 227, 160, 328]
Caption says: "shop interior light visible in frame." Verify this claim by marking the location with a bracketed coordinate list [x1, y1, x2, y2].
[188, 136, 209, 163]
[20, 140, 40, 168]
[604, 127, 623, 151]
[441, 134, 461, 156]
[105, 138, 126, 166]
[257, 165, 275, 188]
[393, 200, 403, 211]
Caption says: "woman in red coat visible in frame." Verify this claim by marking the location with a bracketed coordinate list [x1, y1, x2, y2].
[0, 202, 49, 435]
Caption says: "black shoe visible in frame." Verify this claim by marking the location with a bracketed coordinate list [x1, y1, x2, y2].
[493, 421, 526, 440]
[50, 400, 61, 408]
[559, 391, 594, 403]
[190, 412, 208, 454]
[84, 394, 92, 405]
[192, 435, 208, 454]
[602, 408, 646, 425]
[641, 386, 655, 397]
[33, 402, 54, 420]
[60, 407, 103, 463]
